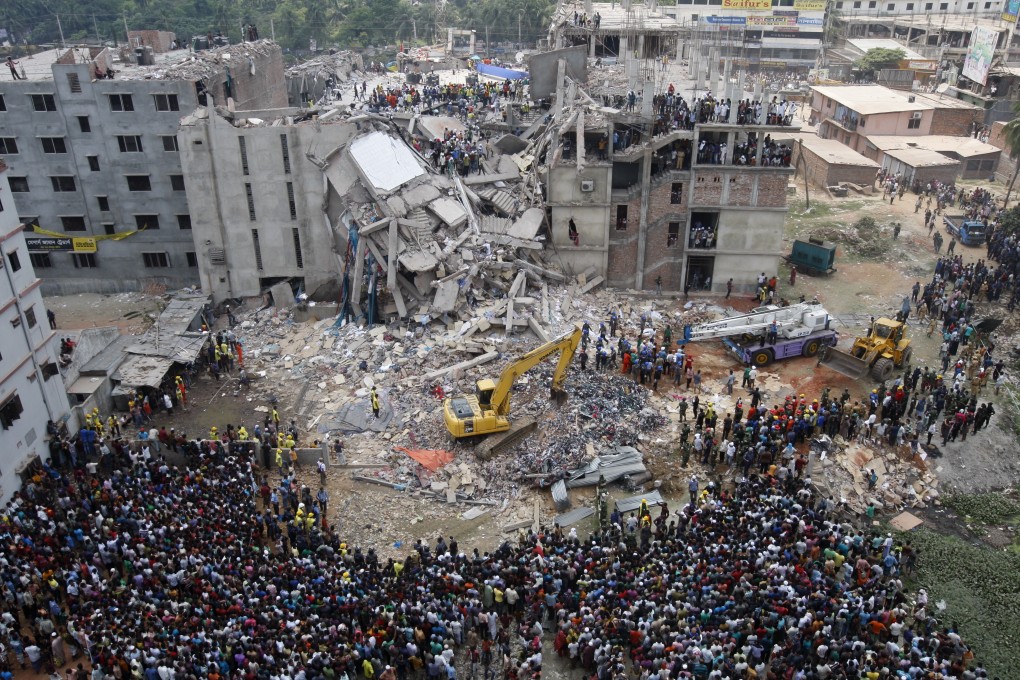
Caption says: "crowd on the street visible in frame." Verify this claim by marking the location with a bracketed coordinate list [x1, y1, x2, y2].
[1, 423, 994, 680]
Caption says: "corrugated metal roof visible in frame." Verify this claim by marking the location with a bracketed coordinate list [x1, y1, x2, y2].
[349, 131, 425, 193]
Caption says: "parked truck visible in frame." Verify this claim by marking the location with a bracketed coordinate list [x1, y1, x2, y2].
[678, 301, 839, 367]
[943, 215, 987, 246]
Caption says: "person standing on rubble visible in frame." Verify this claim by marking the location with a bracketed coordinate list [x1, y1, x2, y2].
[371, 386, 381, 418]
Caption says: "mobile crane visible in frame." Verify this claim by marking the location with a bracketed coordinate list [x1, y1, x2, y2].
[443, 327, 582, 455]
[678, 301, 838, 366]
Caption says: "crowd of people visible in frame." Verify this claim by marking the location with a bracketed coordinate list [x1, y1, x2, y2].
[1, 420, 995, 680]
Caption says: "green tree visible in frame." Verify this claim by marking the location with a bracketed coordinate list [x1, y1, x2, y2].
[854, 47, 906, 78]
[999, 100, 1020, 207]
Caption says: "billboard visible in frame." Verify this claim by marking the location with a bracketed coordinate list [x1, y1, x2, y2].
[706, 14, 747, 23]
[1004, 0, 1020, 22]
[793, 0, 826, 8]
[748, 14, 798, 25]
[721, 0, 773, 9]
[25, 236, 97, 253]
[961, 26, 998, 85]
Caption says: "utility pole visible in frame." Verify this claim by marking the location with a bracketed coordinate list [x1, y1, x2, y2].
[485, 25, 489, 57]
[93, 14, 101, 44]
[518, 11, 523, 47]
[56, 15, 66, 47]
[270, 18, 275, 42]
[413, 19, 417, 46]
[123, 13, 130, 43]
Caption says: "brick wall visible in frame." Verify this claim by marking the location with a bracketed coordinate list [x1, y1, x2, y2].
[692, 173, 724, 205]
[728, 173, 755, 207]
[607, 197, 641, 286]
[988, 121, 1017, 184]
[757, 174, 790, 208]
[929, 107, 982, 137]
[128, 30, 177, 53]
[793, 144, 876, 189]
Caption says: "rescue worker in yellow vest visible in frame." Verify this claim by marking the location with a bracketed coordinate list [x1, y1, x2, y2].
[371, 387, 381, 418]
[275, 448, 284, 474]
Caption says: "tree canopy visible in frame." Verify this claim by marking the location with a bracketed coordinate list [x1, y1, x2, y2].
[853, 47, 907, 77]
[2, 0, 555, 55]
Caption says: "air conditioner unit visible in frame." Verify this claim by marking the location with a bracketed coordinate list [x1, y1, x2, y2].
[911, 112, 923, 119]
[580, 179, 595, 192]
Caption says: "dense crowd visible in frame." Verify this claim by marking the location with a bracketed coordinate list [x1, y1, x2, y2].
[1, 436, 996, 680]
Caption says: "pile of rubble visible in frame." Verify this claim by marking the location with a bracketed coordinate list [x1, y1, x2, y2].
[115, 39, 280, 81]
[813, 434, 941, 514]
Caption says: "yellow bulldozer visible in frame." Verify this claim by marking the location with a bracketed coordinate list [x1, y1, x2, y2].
[818, 317, 912, 381]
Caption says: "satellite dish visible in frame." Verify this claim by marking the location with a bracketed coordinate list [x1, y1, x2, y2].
[936, 83, 949, 93]
[515, 51, 524, 64]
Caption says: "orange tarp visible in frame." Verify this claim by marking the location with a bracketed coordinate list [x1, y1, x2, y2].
[394, 446, 455, 472]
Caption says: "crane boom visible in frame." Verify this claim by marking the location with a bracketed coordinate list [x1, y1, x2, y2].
[680, 302, 832, 344]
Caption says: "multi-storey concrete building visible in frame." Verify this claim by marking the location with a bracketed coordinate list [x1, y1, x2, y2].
[0, 161, 72, 501]
[0, 40, 286, 295]
[545, 112, 797, 294]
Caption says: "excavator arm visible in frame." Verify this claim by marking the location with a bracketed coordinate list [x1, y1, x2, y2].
[491, 327, 582, 415]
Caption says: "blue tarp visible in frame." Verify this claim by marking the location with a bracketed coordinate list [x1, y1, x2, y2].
[476, 63, 529, 80]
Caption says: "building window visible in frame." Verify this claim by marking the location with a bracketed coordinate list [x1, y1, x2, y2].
[286, 182, 297, 219]
[117, 135, 144, 153]
[103, 223, 116, 235]
[77, 115, 91, 132]
[887, 2, 895, 8]
[906, 2, 914, 7]
[97, 196, 110, 211]
[25, 306, 37, 328]
[835, 1, 843, 6]
[239, 136, 250, 175]
[186, 252, 198, 267]
[41, 362, 59, 380]
[21, 216, 39, 229]
[109, 94, 135, 111]
[245, 183, 257, 221]
[0, 138, 18, 154]
[40, 137, 67, 154]
[853, 1, 860, 7]
[9, 176, 30, 192]
[252, 229, 263, 270]
[30, 252, 53, 268]
[667, 222, 680, 247]
[670, 182, 684, 204]
[868, 0, 876, 6]
[87, 155, 100, 171]
[615, 205, 628, 230]
[142, 252, 171, 268]
[966, 1, 973, 6]
[7, 249, 22, 272]
[161, 135, 179, 152]
[135, 214, 160, 230]
[170, 174, 185, 191]
[153, 94, 180, 111]
[126, 175, 152, 192]
[177, 214, 192, 230]
[281, 134, 292, 173]
[72, 253, 98, 268]
[939, 1, 947, 7]
[31, 94, 57, 111]
[61, 216, 87, 231]
[51, 176, 76, 192]
[0, 394, 24, 430]
[293, 228, 304, 268]
[908, 116, 921, 129]
[924, 2, 932, 8]
[0, 94, 5, 111]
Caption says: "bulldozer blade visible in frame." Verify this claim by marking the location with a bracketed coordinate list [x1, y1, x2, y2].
[477, 416, 538, 460]
[818, 347, 870, 380]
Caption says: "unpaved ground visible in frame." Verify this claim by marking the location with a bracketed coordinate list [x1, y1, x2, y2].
[47, 291, 166, 334]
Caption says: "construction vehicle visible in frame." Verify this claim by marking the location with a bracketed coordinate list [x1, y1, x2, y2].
[819, 317, 911, 381]
[443, 327, 581, 451]
[943, 214, 987, 246]
[678, 301, 838, 367]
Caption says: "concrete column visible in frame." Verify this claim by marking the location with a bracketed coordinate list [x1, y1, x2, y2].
[620, 35, 629, 62]
[754, 134, 765, 166]
[635, 149, 653, 289]
[641, 80, 654, 119]
[637, 34, 645, 60]
[725, 131, 734, 165]
[590, 35, 596, 58]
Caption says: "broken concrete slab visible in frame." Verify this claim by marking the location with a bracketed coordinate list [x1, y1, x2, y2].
[493, 134, 529, 155]
[433, 279, 460, 313]
[508, 207, 545, 240]
[428, 196, 468, 229]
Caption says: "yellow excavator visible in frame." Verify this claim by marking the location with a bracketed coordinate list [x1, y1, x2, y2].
[443, 326, 582, 455]
[819, 317, 912, 381]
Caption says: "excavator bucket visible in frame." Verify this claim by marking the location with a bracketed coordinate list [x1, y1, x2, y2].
[818, 346, 871, 380]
